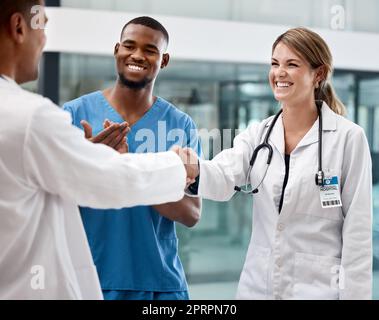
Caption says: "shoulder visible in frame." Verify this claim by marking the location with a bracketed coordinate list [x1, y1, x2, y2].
[248, 114, 274, 133]
[322, 106, 370, 157]
[155, 97, 197, 128]
[11, 87, 64, 121]
[334, 113, 367, 141]
[336, 114, 362, 131]
[13, 86, 54, 111]
[62, 91, 103, 113]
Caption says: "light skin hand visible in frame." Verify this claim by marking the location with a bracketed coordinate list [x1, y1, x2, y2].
[171, 145, 200, 186]
[81, 119, 130, 154]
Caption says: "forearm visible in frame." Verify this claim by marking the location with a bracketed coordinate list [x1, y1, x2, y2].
[152, 196, 201, 227]
[25, 104, 187, 208]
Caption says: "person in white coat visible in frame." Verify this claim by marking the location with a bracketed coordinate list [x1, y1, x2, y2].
[0, 0, 195, 299]
[176, 27, 373, 300]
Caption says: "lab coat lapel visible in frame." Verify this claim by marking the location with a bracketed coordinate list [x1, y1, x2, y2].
[268, 115, 285, 156]
[296, 102, 337, 149]
[296, 118, 319, 148]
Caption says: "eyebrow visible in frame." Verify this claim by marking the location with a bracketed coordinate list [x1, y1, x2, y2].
[121, 40, 160, 51]
[121, 39, 136, 45]
[145, 44, 159, 51]
[271, 58, 301, 63]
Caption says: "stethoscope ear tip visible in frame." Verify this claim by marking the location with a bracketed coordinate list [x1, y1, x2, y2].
[252, 189, 259, 194]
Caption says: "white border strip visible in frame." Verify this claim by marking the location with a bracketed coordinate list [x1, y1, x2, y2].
[44, 7, 379, 72]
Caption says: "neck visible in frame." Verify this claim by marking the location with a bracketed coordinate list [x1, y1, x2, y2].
[103, 81, 156, 123]
[0, 58, 17, 82]
[0, 41, 19, 82]
[281, 98, 318, 133]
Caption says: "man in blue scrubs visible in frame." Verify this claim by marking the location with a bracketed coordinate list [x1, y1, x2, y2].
[63, 16, 202, 300]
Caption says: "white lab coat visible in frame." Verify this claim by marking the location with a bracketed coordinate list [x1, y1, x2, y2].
[198, 102, 372, 300]
[0, 77, 186, 299]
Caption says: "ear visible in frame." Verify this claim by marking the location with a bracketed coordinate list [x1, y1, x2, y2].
[161, 53, 170, 69]
[114, 43, 120, 56]
[9, 13, 28, 44]
[315, 65, 327, 84]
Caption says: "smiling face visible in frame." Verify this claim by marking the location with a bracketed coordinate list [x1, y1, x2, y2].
[269, 42, 319, 106]
[114, 23, 169, 90]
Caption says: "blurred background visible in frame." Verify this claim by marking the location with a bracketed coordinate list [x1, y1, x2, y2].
[26, 0, 379, 299]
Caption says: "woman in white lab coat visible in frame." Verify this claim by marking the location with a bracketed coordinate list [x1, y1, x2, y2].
[183, 27, 372, 299]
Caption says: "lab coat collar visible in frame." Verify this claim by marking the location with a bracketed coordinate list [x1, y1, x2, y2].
[266, 113, 285, 156]
[0, 74, 19, 89]
[266, 101, 337, 153]
[296, 101, 337, 148]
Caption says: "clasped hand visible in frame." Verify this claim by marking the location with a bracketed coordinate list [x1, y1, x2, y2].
[81, 119, 130, 153]
[171, 146, 200, 186]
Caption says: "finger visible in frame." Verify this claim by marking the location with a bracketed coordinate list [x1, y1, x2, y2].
[183, 147, 198, 165]
[92, 123, 121, 143]
[80, 120, 93, 139]
[110, 127, 129, 149]
[117, 139, 129, 154]
[170, 145, 181, 155]
[103, 119, 111, 129]
[102, 125, 129, 148]
[115, 132, 128, 150]
[121, 121, 129, 127]
[186, 177, 195, 186]
[186, 178, 196, 185]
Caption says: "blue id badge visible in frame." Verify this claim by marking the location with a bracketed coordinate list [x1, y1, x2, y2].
[319, 175, 342, 209]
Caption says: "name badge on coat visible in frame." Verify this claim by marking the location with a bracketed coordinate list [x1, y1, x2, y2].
[319, 174, 342, 209]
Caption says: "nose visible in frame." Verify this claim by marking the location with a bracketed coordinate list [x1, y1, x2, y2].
[130, 48, 145, 62]
[276, 66, 287, 78]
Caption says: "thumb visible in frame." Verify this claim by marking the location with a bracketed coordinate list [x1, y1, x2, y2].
[80, 120, 92, 139]
[170, 145, 181, 155]
[103, 119, 111, 129]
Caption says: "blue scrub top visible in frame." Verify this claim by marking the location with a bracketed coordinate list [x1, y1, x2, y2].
[63, 91, 202, 291]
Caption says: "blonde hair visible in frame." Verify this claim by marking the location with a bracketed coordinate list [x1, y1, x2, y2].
[272, 27, 346, 116]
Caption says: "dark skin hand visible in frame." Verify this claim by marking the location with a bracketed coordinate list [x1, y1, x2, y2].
[81, 119, 129, 153]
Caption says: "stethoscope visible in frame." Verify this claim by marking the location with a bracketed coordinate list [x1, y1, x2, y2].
[235, 100, 324, 195]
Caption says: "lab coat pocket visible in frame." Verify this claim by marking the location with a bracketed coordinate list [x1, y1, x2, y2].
[293, 252, 341, 300]
[237, 244, 271, 299]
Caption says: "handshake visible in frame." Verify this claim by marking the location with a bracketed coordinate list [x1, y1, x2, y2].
[79, 119, 200, 187]
[171, 146, 200, 186]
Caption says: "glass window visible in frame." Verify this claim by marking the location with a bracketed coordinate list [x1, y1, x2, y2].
[61, 0, 379, 34]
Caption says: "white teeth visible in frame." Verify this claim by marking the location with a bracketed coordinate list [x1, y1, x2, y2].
[128, 65, 144, 71]
[276, 82, 293, 88]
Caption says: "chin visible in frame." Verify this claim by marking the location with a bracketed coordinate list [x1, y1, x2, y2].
[27, 71, 39, 83]
[26, 65, 39, 81]
[274, 95, 287, 103]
